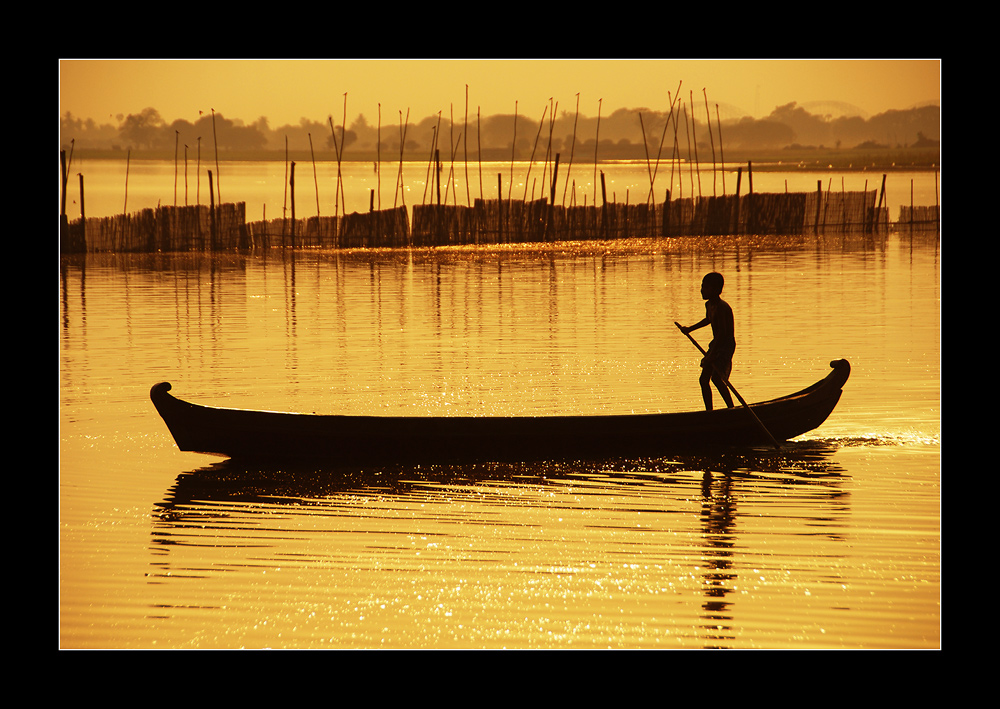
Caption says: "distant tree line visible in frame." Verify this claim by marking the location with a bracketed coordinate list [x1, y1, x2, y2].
[60, 102, 940, 159]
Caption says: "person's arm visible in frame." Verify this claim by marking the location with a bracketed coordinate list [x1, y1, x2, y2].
[680, 317, 709, 334]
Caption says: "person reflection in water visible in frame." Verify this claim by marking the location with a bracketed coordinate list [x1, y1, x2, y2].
[680, 272, 736, 411]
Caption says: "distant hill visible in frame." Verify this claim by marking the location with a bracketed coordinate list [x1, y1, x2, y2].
[61, 102, 940, 169]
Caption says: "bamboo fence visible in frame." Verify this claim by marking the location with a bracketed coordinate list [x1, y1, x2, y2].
[61, 190, 914, 253]
[62, 169, 949, 255]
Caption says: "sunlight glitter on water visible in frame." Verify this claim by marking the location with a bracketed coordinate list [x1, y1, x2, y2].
[60, 220, 939, 649]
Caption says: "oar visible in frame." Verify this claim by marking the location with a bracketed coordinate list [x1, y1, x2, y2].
[673, 321, 782, 450]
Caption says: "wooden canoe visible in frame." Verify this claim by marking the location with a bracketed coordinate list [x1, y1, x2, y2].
[151, 359, 850, 465]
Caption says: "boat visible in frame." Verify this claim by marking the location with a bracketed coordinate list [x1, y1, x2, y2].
[151, 359, 850, 465]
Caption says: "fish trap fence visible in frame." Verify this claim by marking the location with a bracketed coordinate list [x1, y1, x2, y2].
[246, 206, 410, 249]
[806, 189, 885, 233]
[59, 189, 921, 254]
[411, 204, 482, 246]
[661, 190, 886, 236]
[411, 200, 666, 245]
[896, 205, 940, 232]
[63, 203, 249, 253]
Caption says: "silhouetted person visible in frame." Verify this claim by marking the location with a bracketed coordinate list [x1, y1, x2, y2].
[680, 272, 736, 411]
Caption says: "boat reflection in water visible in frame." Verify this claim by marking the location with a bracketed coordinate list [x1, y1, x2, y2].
[150, 440, 850, 649]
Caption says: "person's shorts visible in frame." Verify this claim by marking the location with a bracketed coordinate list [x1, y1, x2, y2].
[703, 343, 734, 378]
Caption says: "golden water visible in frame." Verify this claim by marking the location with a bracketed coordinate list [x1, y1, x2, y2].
[59, 231, 940, 649]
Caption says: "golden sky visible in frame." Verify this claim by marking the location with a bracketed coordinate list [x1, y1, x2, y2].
[60, 58, 940, 127]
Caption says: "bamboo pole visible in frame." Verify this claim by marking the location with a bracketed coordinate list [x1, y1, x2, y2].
[477, 107, 483, 201]
[340, 94, 348, 212]
[464, 86, 471, 207]
[734, 167, 742, 234]
[909, 178, 914, 231]
[546, 153, 560, 241]
[593, 98, 602, 207]
[670, 92, 681, 203]
[59, 151, 69, 251]
[823, 178, 831, 231]
[65, 139, 75, 190]
[868, 186, 877, 235]
[814, 180, 822, 233]
[690, 91, 701, 198]
[435, 149, 441, 206]
[328, 96, 348, 219]
[445, 126, 462, 207]
[561, 93, 580, 207]
[289, 161, 296, 248]
[422, 112, 441, 206]
[211, 109, 221, 203]
[509, 101, 517, 202]
[174, 130, 179, 207]
[283, 136, 289, 241]
[444, 104, 459, 206]
[332, 119, 346, 217]
[78, 172, 86, 250]
[209, 169, 216, 250]
[648, 84, 681, 206]
[123, 148, 131, 216]
[703, 89, 716, 197]
[715, 103, 726, 195]
[863, 179, 870, 233]
[876, 174, 887, 233]
[681, 101, 693, 198]
[522, 104, 549, 203]
[497, 173, 504, 242]
[935, 168, 940, 234]
[600, 171, 608, 238]
[639, 112, 654, 203]
[196, 136, 202, 206]
[395, 109, 409, 209]
[638, 111, 656, 234]
[60, 150, 68, 217]
[309, 133, 320, 217]
[541, 99, 557, 206]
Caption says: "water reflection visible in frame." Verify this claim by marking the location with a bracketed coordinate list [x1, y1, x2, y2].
[149, 444, 848, 649]
[154, 440, 846, 511]
[60, 231, 939, 648]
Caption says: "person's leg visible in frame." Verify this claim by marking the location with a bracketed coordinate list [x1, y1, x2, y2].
[712, 370, 735, 408]
[711, 357, 735, 408]
[699, 365, 714, 410]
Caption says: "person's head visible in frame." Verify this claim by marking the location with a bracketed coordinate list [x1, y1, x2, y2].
[701, 272, 724, 299]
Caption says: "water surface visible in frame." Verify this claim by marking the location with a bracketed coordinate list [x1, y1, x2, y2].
[59, 231, 940, 649]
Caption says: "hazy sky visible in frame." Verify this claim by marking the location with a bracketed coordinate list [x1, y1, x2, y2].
[60, 58, 940, 127]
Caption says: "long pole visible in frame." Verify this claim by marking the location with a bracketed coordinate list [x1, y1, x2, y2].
[309, 133, 320, 217]
[211, 109, 220, 204]
[703, 89, 716, 197]
[464, 86, 471, 207]
[674, 322, 782, 450]
[522, 104, 548, 203]
[561, 93, 580, 206]
[593, 98, 602, 206]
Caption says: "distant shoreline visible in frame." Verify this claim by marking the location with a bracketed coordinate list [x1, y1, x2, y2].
[67, 146, 940, 172]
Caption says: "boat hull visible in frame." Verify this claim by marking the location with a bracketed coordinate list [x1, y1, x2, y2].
[151, 359, 850, 465]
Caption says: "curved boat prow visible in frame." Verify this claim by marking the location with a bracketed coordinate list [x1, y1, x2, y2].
[827, 358, 851, 389]
[150, 381, 203, 454]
